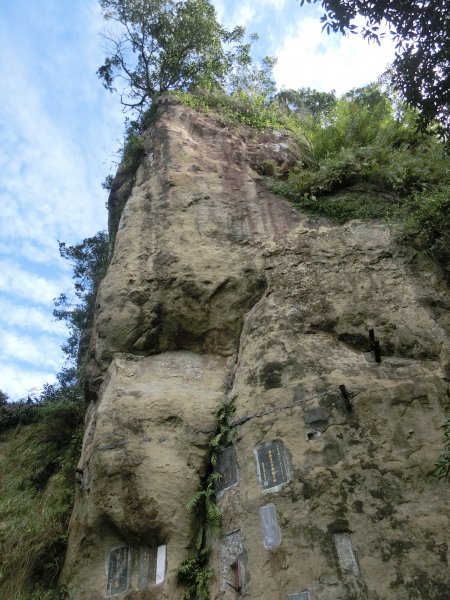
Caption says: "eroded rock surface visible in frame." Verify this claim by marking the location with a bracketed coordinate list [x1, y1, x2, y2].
[62, 98, 450, 600]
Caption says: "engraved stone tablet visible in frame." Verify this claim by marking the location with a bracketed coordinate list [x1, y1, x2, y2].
[107, 546, 128, 596]
[155, 544, 166, 585]
[136, 546, 151, 590]
[216, 446, 239, 495]
[255, 441, 291, 491]
[219, 530, 244, 591]
[333, 532, 359, 576]
[288, 592, 312, 600]
[259, 504, 282, 549]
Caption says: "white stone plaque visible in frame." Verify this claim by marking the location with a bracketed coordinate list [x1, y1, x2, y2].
[259, 504, 282, 549]
[333, 532, 359, 576]
[155, 544, 166, 585]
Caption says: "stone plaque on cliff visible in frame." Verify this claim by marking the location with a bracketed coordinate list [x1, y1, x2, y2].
[107, 546, 129, 596]
[288, 592, 312, 600]
[135, 544, 166, 588]
[255, 440, 291, 491]
[216, 445, 239, 496]
[333, 532, 359, 576]
[137, 546, 152, 590]
[259, 504, 282, 549]
[155, 544, 166, 585]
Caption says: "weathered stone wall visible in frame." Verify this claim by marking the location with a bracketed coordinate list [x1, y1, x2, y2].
[62, 97, 450, 600]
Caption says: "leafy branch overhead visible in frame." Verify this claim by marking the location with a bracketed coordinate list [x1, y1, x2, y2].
[300, 0, 450, 137]
[97, 0, 253, 112]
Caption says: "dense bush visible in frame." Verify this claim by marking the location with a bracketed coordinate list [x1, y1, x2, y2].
[0, 386, 83, 599]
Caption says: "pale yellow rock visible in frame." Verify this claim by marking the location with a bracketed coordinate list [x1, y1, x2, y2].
[62, 98, 450, 600]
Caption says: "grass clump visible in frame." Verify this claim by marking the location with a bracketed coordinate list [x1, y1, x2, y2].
[173, 87, 310, 148]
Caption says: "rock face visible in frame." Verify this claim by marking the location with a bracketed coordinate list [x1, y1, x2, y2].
[61, 97, 450, 600]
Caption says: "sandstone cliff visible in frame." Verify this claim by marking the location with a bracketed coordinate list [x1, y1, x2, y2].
[61, 97, 450, 600]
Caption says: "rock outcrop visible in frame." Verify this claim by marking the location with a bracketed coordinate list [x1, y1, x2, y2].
[61, 97, 450, 600]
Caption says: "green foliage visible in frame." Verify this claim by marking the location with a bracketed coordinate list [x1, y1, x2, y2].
[434, 418, 450, 480]
[307, 83, 396, 159]
[0, 398, 36, 431]
[210, 398, 236, 464]
[175, 549, 213, 600]
[97, 0, 253, 113]
[264, 82, 450, 277]
[101, 174, 114, 191]
[0, 386, 84, 599]
[281, 137, 446, 201]
[121, 132, 145, 178]
[276, 87, 337, 120]
[174, 87, 305, 134]
[228, 54, 277, 99]
[0, 234, 107, 597]
[107, 103, 160, 243]
[400, 183, 450, 280]
[53, 231, 109, 384]
[300, 0, 450, 138]
[177, 397, 236, 600]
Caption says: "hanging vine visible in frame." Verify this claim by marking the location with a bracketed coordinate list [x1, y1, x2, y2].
[176, 397, 236, 600]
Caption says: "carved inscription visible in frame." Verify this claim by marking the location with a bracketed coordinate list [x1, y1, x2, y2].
[219, 530, 244, 591]
[255, 440, 291, 491]
[137, 546, 152, 590]
[107, 546, 128, 596]
[259, 504, 282, 549]
[333, 532, 359, 576]
[216, 446, 239, 495]
[107, 544, 166, 595]
[288, 592, 312, 600]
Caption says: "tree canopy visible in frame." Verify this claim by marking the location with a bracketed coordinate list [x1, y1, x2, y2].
[276, 87, 337, 120]
[97, 0, 253, 112]
[300, 0, 450, 137]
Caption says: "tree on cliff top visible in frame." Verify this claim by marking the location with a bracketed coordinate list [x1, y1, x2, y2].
[97, 0, 253, 112]
[300, 0, 450, 138]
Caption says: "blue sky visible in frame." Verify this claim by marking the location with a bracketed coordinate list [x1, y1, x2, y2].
[0, 0, 395, 400]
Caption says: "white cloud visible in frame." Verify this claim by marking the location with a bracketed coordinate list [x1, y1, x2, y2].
[217, 0, 288, 30]
[0, 299, 67, 336]
[231, 3, 256, 28]
[0, 1, 122, 399]
[0, 363, 58, 401]
[0, 1, 122, 262]
[0, 330, 64, 371]
[0, 260, 70, 305]
[273, 17, 395, 94]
